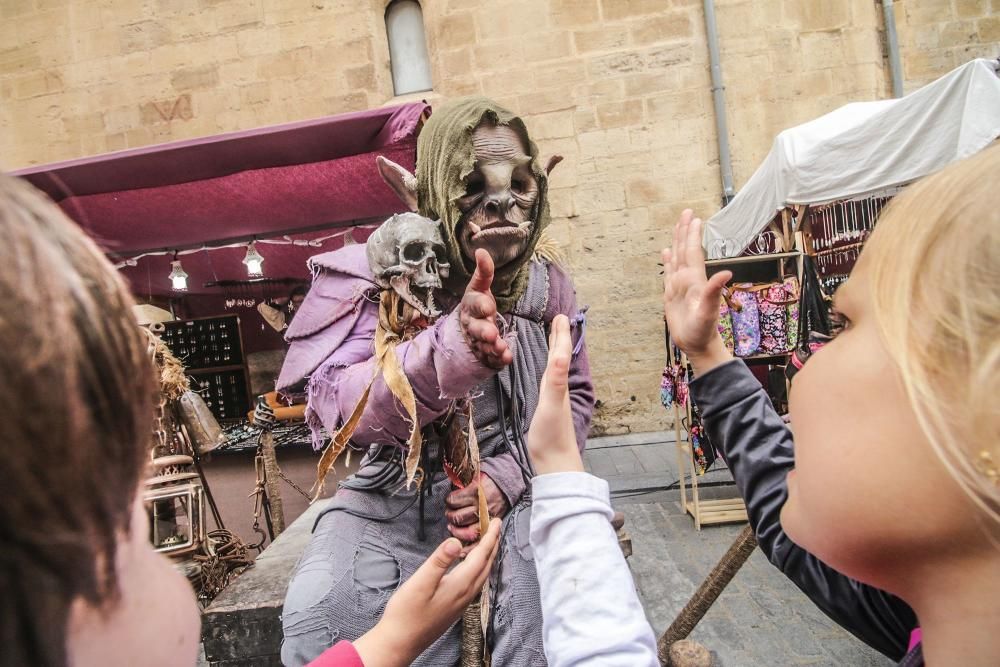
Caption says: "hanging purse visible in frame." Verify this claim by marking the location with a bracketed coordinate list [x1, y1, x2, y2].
[782, 275, 801, 352]
[688, 403, 718, 475]
[659, 366, 674, 408]
[675, 363, 689, 407]
[758, 279, 799, 354]
[718, 301, 735, 354]
[729, 284, 761, 357]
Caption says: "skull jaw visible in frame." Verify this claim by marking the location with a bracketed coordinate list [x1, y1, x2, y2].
[389, 274, 441, 320]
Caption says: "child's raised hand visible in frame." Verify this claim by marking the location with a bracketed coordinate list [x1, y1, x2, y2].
[661, 210, 732, 374]
[527, 314, 584, 475]
[352, 518, 501, 667]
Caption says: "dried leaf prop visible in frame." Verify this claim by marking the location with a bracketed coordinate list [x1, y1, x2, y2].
[311, 290, 426, 499]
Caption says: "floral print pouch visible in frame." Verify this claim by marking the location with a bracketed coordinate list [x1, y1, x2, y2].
[783, 275, 801, 351]
[659, 366, 674, 408]
[730, 284, 761, 357]
[718, 302, 735, 354]
[759, 283, 793, 354]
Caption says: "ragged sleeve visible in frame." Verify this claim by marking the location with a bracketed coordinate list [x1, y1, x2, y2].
[305, 299, 496, 451]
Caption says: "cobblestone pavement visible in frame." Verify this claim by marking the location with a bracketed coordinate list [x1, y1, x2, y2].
[585, 431, 893, 667]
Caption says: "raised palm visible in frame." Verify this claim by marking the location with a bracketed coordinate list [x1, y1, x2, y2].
[661, 210, 732, 358]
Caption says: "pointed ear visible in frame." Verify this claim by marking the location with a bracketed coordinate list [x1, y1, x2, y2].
[377, 156, 419, 212]
[543, 155, 563, 175]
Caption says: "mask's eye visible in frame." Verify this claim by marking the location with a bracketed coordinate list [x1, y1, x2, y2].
[464, 176, 484, 197]
[511, 178, 525, 193]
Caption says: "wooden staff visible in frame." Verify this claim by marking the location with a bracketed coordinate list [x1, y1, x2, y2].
[657, 525, 757, 663]
[259, 429, 286, 537]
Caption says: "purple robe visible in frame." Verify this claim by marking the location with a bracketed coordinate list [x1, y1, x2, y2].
[280, 244, 594, 666]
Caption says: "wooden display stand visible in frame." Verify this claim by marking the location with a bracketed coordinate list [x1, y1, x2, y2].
[670, 348, 749, 531]
[669, 246, 802, 530]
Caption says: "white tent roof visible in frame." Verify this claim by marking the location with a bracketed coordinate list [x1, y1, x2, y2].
[705, 58, 1000, 259]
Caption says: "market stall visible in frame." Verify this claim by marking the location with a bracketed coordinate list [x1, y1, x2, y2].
[13, 102, 430, 588]
[665, 58, 1000, 528]
[705, 57, 1000, 260]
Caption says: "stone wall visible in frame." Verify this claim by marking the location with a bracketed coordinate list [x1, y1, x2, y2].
[2, 0, 996, 434]
[896, 0, 999, 90]
[0, 0, 399, 166]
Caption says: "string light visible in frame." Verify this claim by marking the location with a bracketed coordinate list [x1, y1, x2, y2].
[113, 225, 378, 290]
[168, 254, 189, 291]
[243, 241, 265, 277]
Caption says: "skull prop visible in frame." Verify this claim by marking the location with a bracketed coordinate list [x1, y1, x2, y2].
[366, 212, 450, 319]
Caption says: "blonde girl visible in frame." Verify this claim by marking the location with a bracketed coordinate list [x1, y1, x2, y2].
[525, 144, 1000, 666]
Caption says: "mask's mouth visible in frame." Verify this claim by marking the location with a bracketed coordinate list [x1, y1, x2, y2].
[467, 219, 532, 241]
[389, 275, 441, 319]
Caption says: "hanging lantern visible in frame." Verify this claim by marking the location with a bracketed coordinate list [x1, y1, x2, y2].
[243, 241, 265, 277]
[169, 257, 189, 291]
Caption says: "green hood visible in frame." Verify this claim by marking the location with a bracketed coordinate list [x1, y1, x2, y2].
[416, 97, 550, 313]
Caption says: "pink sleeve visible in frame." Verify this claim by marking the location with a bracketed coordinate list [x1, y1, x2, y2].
[306, 641, 365, 667]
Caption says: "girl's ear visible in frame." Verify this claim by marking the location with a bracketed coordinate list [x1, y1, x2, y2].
[377, 156, 419, 212]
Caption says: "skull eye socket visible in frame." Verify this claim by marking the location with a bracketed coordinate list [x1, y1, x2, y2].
[402, 243, 426, 262]
[434, 246, 447, 264]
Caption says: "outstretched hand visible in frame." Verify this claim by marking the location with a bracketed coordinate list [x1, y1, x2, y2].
[352, 519, 501, 667]
[527, 314, 584, 475]
[460, 249, 514, 370]
[661, 210, 732, 375]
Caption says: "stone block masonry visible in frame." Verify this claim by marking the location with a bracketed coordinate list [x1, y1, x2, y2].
[2, 0, 995, 435]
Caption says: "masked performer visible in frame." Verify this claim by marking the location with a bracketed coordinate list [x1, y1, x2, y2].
[278, 98, 594, 666]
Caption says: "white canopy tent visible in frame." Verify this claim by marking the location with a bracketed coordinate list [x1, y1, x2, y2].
[705, 58, 1000, 259]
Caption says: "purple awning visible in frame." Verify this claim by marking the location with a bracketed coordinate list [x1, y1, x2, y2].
[13, 103, 428, 297]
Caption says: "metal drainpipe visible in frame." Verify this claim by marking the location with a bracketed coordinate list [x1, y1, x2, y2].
[882, 0, 904, 97]
[703, 0, 735, 206]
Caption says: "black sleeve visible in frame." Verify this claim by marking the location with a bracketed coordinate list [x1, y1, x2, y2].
[689, 360, 917, 660]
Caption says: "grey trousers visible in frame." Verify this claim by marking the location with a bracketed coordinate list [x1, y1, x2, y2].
[280, 476, 546, 666]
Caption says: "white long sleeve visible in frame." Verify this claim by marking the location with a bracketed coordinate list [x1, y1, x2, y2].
[530, 472, 659, 667]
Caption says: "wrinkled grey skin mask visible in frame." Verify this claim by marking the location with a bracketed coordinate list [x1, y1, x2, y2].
[455, 123, 540, 270]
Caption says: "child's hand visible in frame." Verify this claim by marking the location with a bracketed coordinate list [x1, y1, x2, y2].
[527, 314, 584, 475]
[352, 518, 501, 667]
[661, 210, 733, 375]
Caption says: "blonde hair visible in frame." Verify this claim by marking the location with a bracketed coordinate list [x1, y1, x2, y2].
[864, 142, 1000, 527]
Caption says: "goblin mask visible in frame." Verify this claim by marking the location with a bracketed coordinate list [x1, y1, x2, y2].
[376, 97, 560, 313]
